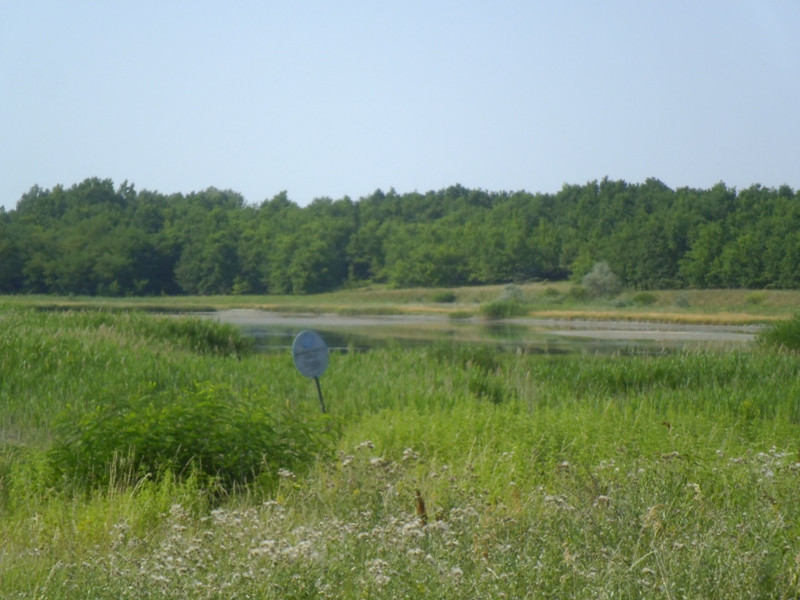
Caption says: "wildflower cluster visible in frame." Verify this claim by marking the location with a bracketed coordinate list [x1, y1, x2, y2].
[9, 435, 800, 599]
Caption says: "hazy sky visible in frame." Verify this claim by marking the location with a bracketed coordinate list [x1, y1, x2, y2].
[2, 1, 799, 210]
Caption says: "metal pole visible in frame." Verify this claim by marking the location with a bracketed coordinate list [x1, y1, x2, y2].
[314, 376, 326, 413]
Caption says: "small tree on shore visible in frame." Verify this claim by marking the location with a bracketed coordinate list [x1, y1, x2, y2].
[582, 261, 623, 297]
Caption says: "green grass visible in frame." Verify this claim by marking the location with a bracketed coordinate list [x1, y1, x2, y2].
[2, 307, 800, 597]
[758, 313, 800, 352]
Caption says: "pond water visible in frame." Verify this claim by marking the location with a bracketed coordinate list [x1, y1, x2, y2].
[205, 310, 760, 355]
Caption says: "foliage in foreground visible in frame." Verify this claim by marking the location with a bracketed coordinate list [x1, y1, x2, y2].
[7, 436, 800, 599]
[3, 308, 800, 597]
[49, 381, 329, 490]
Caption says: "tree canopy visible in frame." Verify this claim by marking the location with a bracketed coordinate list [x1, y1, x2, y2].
[1, 177, 798, 295]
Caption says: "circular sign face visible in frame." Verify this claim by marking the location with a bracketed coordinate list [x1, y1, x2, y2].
[291, 330, 329, 379]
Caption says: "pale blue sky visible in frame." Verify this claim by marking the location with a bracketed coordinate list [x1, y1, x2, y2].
[2, 1, 799, 210]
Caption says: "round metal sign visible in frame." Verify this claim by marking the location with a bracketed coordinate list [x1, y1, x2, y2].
[292, 330, 329, 379]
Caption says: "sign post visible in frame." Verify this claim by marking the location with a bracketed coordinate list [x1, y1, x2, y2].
[291, 330, 330, 413]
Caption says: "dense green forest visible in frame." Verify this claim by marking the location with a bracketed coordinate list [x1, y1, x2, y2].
[1, 177, 798, 295]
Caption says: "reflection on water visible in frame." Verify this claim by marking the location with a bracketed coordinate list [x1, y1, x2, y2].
[230, 318, 749, 356]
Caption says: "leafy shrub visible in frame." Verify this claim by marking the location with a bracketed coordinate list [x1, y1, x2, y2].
[480, 284, 529, 319]
[581, 262, 623, 297]
[49, 382, 331, 490]
[632, 292, 658, 306]
[758, 315, 800, 352]
[432, 291, 457, 303]
[480, 301, 528, 320]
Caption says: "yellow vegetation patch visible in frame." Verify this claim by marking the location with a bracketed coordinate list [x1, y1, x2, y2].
[529, 309, 782, 325]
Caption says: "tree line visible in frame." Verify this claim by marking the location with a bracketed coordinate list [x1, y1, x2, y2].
[0, 177, 798, 295]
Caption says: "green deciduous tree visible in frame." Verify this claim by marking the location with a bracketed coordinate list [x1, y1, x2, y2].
[2, 176, 800, 295]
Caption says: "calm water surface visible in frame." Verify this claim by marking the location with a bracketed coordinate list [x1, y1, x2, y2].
[205, 310, 759, 355]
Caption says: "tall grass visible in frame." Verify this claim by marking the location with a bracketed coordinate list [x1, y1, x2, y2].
[2, 307, 800, 597]
[758, 313, 800, 352]
[0, 309, 249, 445]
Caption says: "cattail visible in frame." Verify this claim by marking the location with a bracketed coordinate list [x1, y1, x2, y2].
[415, 489, 428, 525]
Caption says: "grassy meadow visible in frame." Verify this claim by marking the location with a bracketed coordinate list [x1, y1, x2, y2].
[2, 295, 800, 598]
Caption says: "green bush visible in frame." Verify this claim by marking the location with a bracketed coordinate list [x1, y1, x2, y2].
[758, 314, 800, 352]
[632, 292, 658, 306]
[432, 291, 457, 303]
[581, 261, 623, 297]
[49, 382, 331, 490]
[480, 300, 528, 320]
[479, 284, 530, 319]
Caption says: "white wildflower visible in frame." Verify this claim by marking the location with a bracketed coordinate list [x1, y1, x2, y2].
[366, 558, 392, 588]
[402, 447, 419, 461]
[402, 520, 425, 539]
[544, 495, 573, 510]
[248, 539, 276, 558]
[278, 468, 296, 480]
